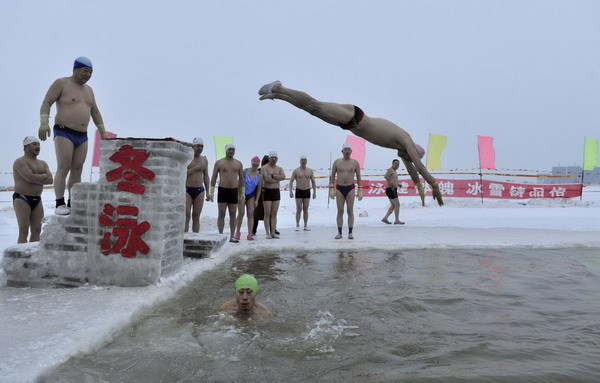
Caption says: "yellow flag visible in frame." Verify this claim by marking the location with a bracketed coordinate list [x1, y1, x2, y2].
[213, 136, 234, 160]
[426, 133, 447, 170]
[583, 137, 598, 170]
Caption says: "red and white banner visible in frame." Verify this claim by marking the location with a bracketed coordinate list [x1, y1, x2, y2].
[361, 179, 582, 199]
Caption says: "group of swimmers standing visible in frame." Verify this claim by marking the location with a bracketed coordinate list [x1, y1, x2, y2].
[184, 140, 319, 243]
[185, 139, 408, 243]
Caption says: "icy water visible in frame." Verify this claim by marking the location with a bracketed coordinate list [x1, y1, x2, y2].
[45, 248, 600, 382]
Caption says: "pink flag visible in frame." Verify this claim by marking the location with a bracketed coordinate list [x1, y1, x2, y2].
[477, 135, 496, 170]
[91, 130, 117, 167]
[346, 135, 366, 169]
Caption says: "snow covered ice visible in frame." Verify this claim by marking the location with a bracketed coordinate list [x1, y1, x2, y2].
[1, 183, 599, 382]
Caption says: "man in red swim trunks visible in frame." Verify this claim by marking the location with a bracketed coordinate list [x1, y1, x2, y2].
[258, 81, 443, 206]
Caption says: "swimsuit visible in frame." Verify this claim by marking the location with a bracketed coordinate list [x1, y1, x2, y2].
[295, 188, 311, 199]
[385, 187, 398, 200]
[246, 188, 258, 200]
[13, 192, 42, 210]
[336, 184, 355, 197]
[263, 188, 281, 202]
[338, 105, 364, 130]
[186, 186, 205, 200]
[244, 169, 260, 199]
[217, 186, 238, 204]
[53, 125, 88, 148]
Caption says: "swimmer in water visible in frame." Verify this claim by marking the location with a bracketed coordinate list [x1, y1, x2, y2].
[218, 274, 271, 316]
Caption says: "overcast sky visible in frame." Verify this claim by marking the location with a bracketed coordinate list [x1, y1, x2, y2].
[1, 0, 599, 186]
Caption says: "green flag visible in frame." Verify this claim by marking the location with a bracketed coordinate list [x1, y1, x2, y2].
[213, 136, 234, 160]
[583, 137, 599, 170]
[426, 133, 448, 170]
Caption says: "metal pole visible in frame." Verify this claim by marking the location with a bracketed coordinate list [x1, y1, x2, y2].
[580, 138, 585, 201]
[327, 151, 332, 209]
[477, 139, 484, 204]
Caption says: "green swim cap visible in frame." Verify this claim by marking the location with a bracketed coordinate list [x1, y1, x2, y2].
[234, 274, 259, 293]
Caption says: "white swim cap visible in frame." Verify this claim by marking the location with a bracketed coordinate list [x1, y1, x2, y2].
[342, 143, 352, 150]
[299, 155, 307, 160]
[225, 143, 235, 150]
[23, 136, 40, 146]
[269, 151, 278, 158]
[192, 137, 203, 145]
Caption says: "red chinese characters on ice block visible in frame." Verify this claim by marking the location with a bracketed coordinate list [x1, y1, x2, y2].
[105, 145, 155, 194]
[100, 145, 155, 258]
[99, 204, 150, 257]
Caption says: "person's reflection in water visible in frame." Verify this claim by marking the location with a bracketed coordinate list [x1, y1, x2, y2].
[334, 251, 371, 274]
[230, 253, 282, 283]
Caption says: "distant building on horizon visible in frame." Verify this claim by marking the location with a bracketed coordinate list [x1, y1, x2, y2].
[539, 166, 600, 185]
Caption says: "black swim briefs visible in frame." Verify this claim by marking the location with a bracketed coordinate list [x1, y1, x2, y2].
[295, 188, 311, 199]
[217, 186, 238, 204]
[338, 105, 364, 130]
[13, 192, 42, 210]
[385, 187, 398, 200]
[263, 188, 281, 202]
[336, 184, 355, 197]
[186, 186, 205, 200]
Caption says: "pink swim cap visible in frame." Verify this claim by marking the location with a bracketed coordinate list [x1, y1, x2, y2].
[415, 144, 425, 159]
[251, 156, 260, 162]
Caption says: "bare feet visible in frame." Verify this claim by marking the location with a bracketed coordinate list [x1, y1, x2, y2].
[415, 182, 425, 206]
[431, 182, 444, 206]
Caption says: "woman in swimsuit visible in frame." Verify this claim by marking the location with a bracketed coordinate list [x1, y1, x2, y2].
[235, 156, 262, 241]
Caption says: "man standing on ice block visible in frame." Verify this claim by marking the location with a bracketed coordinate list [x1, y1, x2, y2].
[38, 56, 109, 215]
[258, 80, 441, 206]
[12, 136, 53, 243]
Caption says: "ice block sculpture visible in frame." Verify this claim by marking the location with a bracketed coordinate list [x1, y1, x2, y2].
[9, 138, 193, 286]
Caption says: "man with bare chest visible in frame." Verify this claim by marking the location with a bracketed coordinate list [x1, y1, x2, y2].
[185, 138, 211, 233]
[381, 159, 404, 225]
[38, 57, 108, 215]
[258, 81, 443, 206]
[330, 143, 362, 239]
[261, 151, 286, 239]
[288, 155, 317, 231]
[12, 137, 54, 243]
[210, 144, 244, 242]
